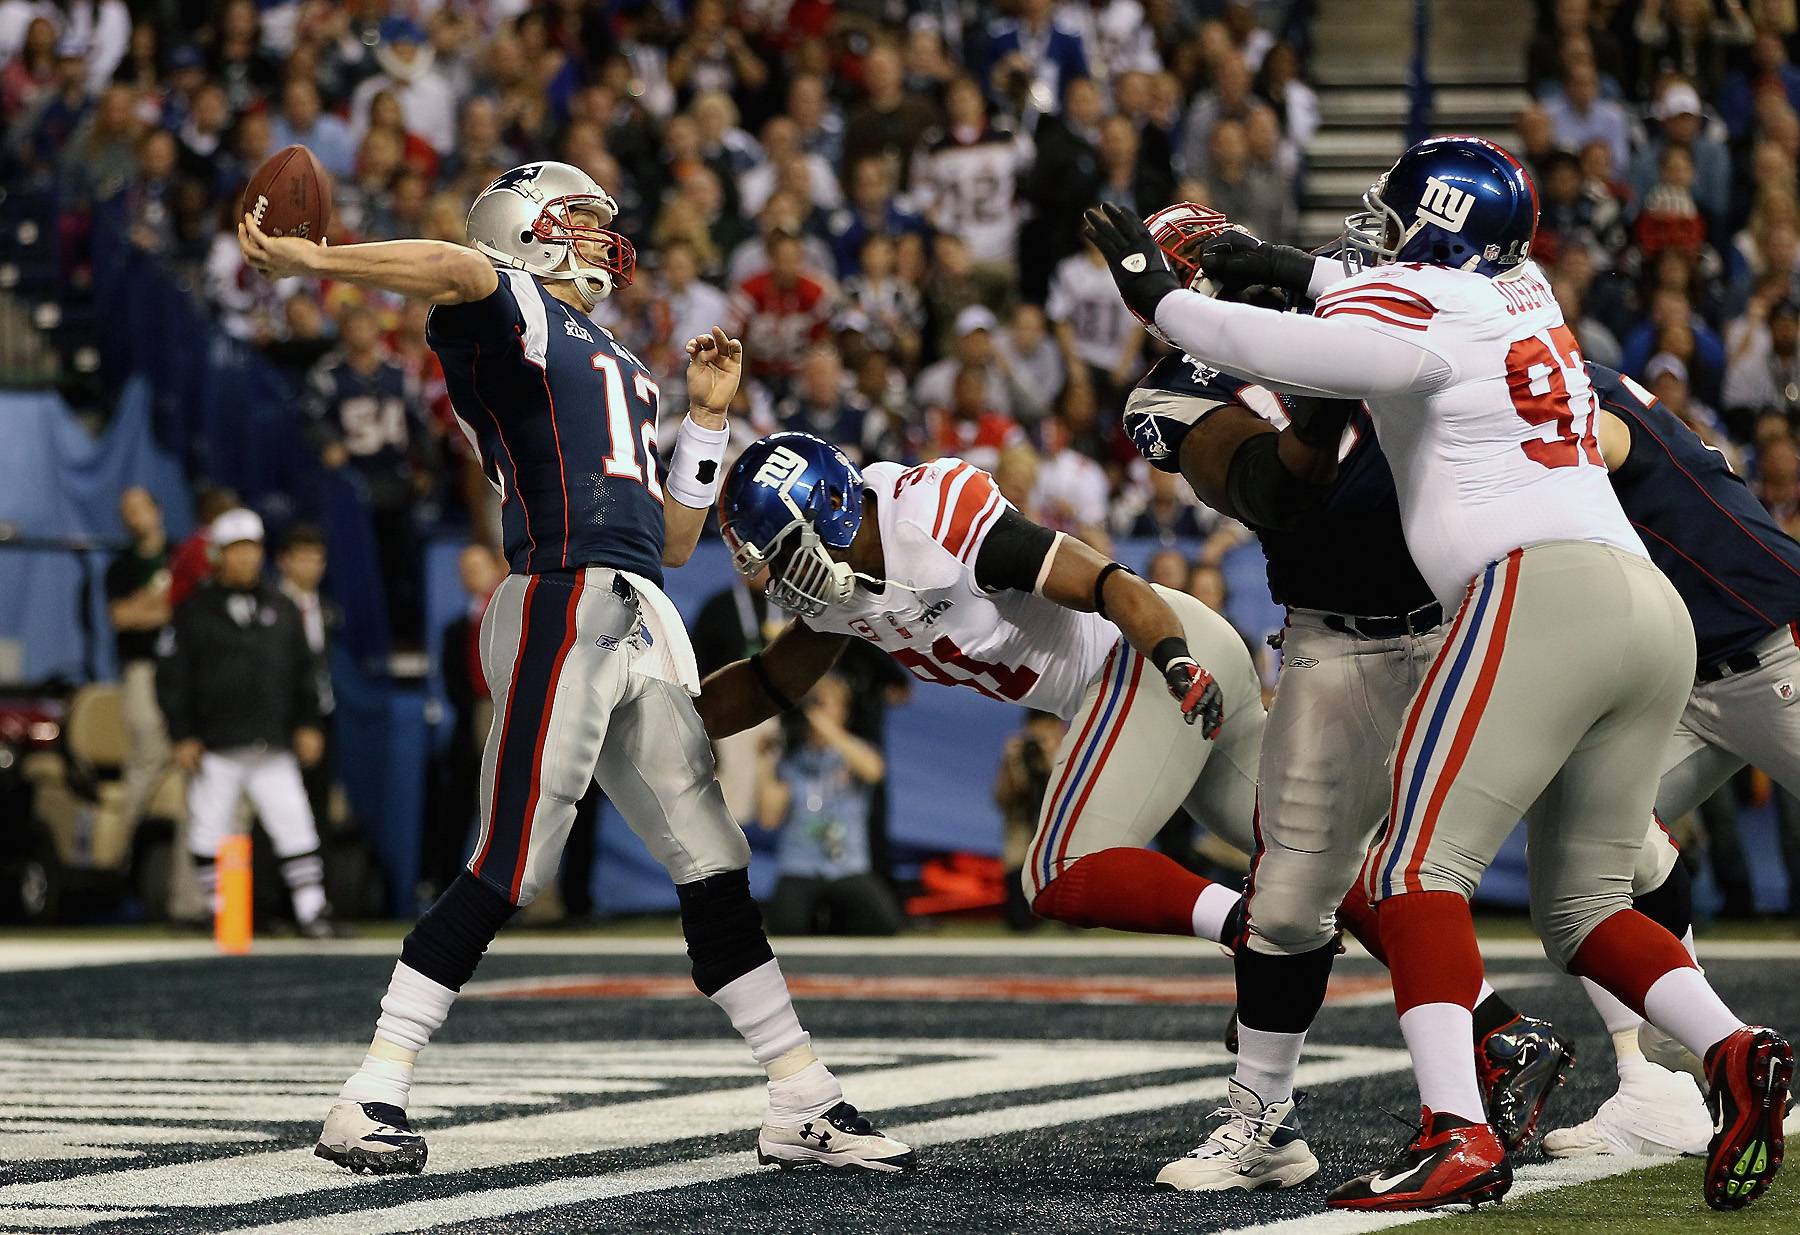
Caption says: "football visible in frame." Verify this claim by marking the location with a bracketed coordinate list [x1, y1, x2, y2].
[240, 144, 333, 242]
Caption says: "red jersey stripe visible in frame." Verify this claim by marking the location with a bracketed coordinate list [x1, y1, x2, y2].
[931, 463, 973, 541]
[944, 473, 999, 557]
[1316, 305, 1432, 332]
[1318, 280, 1439, 312]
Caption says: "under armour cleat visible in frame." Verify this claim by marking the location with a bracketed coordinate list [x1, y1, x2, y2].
[1703, 1026, 1793, 1210]
[315, 1100, 428, 1175]
[1477, 1012, 1575, 1154]
[1155, 1080, 1318, 1192]
[757, 1101, 916, 1173]
[1543, 1057, 1710, 1159]
[1328, 1108, 1510, 1211]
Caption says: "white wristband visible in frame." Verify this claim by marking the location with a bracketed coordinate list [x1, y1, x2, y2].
[665, 415, 730, 509]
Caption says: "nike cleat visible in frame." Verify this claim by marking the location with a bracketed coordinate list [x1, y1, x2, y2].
[1703, 1026, 1793, 1210]
[315, 1100, 428, 1175]
[1543, 1057, 1710, 1159]
[1155, 1080, 1318, 1192]
[1328, 1109, 1511, 1211]
[757, 1101, 916, 1173]
[1477, 1013, 1576, 1154]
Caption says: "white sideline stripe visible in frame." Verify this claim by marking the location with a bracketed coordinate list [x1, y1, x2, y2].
[3, 936, 1799, 971]
[217, 1048, 1415, 1235]
[1229, 1154, 1668, 1235]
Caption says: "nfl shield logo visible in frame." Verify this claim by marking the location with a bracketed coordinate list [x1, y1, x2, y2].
[1777, 681, 1795, 702]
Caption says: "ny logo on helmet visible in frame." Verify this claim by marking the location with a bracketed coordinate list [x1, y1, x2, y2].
[753, 445, 809, 493]
[1416, 176, 1474, 233]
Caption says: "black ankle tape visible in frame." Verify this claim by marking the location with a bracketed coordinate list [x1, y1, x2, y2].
[400, 872, 517, 990]
[677, 868, 774, 997]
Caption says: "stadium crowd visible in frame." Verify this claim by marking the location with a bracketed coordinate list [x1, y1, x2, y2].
[7, 0, 1800, 916]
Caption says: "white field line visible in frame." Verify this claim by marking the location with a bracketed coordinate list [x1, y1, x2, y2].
[2, 935, 1798, 972]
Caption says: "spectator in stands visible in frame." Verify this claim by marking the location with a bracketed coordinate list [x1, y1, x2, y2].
[732, 229, 832, 391]
[210, 0, 275, 114]
[1021, 73, 1107, 300]
[350, 18, 453, 156]
[1048, 240, 1144, 406]
[1545, 60, 1631, 174]
[786, 73, 842, 166]
[667, 0, 767, 104]
[1176, 51, 1271, 182]
[105, 487, 172, 831]
[1553, 252, 1625, 367]
[1203, 116, 1289, 241]
[270, 78, 354, 180]
[774, 345, 892, 463]
[1624, 287, 1726, 389]
[422, 542, 502, 905]
[995, 302, 1065, 424]
[168, 486, 238, 608]
[1254, 41, 1319, 148]
[1095, 112, 1174, 223]
[1031, 414, 1111, 538]
[827, 154, 929, 278]
[911, 75, 1033, 273]
[986, 0, 1088, 113]
[1721, 29, 1800, 137]
[1633, 0, 1754, 98]
[1118, 465, 1208, 541]
[1145, 547, 1190, 590]
[844, 42, 938, 185]
[1725, 295, 1800, 418]
[837, 233, 925, 366]
[158, 508, 343, 937]
[915, 306, 1018, 422]
[994, 709, 1065, 930]
[1756, 431, 1800, 537]
[653, 242, 732, 377]
[1, 15, 55, 117]
[1630, 79, 1731, 225]
[928, 365, 1026, 470]
[758, 674, 903, 936]
[303, 305, 426, 645]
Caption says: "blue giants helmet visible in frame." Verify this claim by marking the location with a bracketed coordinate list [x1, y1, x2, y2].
[1343, 135, 1539, 278]
[719, 432, 866, 618]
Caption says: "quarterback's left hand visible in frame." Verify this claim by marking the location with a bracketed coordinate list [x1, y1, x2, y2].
[685, 326, 742, 426]
[1162, 657, 1225, 739]
[1081, 202, 1181, 329]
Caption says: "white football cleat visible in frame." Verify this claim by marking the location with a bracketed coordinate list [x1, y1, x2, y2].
[1638, 1020, 1706, 1086]
[1155, 1080, 1319, 1192]
[315, 1099, 428, 1175]
[1542, 1058, 1710, 1159]
[758, 1101, 916, 1173]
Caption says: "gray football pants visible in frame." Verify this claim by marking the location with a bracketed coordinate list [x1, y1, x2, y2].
[468, 569, 749, 906]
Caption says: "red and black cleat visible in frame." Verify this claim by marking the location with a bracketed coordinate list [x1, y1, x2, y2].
[1703, 1025, 1793, 1210]
[1477, 1013, 1576, 1155]
[1327, 1109, 1512, 1212]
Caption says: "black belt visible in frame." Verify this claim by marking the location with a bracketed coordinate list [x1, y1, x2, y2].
[1696, 622, 1800, 682]
[1321, 603, 1444, 640]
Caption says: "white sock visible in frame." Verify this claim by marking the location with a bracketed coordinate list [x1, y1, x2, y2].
[710, 958, 819, 1070]
[1476, 979, 1497, 1007]
[1399, 1003, 1486, 1124]
[1192, 884, 1242, 942]
[1582, 976, 1645, 1036]
[1234, 1024, 1306, 1105]
[1682, 927, 1700, 965]
[1643, 967, 1742, 1060]
[280, 852, 327, 924]
[339, 962, 457, 1109]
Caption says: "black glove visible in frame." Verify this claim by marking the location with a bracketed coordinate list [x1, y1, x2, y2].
[1198, 232, 1319, 297]
[1163, 656, 1225, 739]
[1284, 394, 1364, 450]
[1081, 202, 1181, 327]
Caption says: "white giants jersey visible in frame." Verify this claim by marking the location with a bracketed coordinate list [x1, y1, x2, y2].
[801, 457, 1118, 720]
[1312, 259, 1645, 608]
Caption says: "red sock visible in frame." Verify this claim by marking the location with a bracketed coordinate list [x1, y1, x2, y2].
[1567, 908, 1696, 1018]
[1377, 890, 1483, 1014]
[1337, 883, 1388, 964]
[1033, 848, 1221, 937]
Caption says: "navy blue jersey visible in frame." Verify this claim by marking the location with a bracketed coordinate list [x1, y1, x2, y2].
[1590, 362, 1800, 666]
[303, 355, 420, 480]
[430, 271, 667, 582]
[1125, 354, 1437, 618]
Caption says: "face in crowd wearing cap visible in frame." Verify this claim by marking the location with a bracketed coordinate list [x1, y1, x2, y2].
[212, 508, 266, 590]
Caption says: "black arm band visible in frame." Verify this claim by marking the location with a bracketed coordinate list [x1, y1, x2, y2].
[1093, 561, 1136, 619]
[1225, 432, 1333, 530]
[747, 652, 798, 714]
[1149, 637, 1192, 676]
[972, 506, 1059, 593]
[1263, 244, 1322, 295]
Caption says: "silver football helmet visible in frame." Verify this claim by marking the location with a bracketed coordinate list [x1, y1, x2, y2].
[466, 161, 635, 307]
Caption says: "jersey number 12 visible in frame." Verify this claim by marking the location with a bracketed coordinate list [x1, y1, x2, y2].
[589, 353, 664, 502]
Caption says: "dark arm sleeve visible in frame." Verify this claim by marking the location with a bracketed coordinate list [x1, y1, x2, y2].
[1224, 432, 1336, 530]
[971, 507, 1060, 593]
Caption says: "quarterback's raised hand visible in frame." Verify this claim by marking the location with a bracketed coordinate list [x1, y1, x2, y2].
[1198, 232, 1319, 297]
[239, 212, 325, 281]
[1081, 202, 1180, 327]
[1159, 653, 1225, 739]
[685, 326, 743, 423]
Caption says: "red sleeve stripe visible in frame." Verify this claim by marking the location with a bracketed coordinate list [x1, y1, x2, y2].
[930, 462, 973, 540]
[1317, 293, 1435, 321]
[943, 472, 1000, 557]
[1316, 303, 1433, 332]
[1318, 281, 1437, 313]
[956, 493, 1007, 564]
